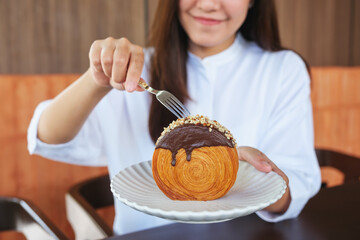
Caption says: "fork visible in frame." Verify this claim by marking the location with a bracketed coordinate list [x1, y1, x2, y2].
[138, 79, 191, 119]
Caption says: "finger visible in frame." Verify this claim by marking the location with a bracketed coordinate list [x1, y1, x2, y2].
[238, 147, 272, 173]
[258, 153, 289, 184]
[101, 38, 116, 78]
[256, 151, 273, 173]
[125, 45, 144, 92]
[265, 160, 289, 184]
[237, 147, 289, 184]
[111, 81, 126, 91]
[134, 78, 145, 92]
[112, 39, 131, 84]
[89, 40, 103, 73]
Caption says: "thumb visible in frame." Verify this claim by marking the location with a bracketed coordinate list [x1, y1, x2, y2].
[237, 146, 272, 173]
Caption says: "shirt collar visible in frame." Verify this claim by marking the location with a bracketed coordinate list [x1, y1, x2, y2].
[188, 33, 248, 67]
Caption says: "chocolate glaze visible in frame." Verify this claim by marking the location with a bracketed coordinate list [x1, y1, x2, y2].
[156, 124, 234, 166]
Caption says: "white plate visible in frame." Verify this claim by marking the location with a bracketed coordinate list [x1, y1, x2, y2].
[111, 160, 287, 223]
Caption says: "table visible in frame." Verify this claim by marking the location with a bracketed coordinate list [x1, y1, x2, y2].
[107, 183, 360, 240]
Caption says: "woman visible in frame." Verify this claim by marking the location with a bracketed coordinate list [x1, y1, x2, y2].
[28, 0, 321, 235]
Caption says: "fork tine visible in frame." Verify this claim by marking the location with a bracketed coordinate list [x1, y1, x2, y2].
[169, 97, 190, 118]
[162, 100, 182, 118]
[169, 96, 191, 117]
[166, 105, 182, 119]
[167, 97, 188, 118]
[165, 98, 185, 118]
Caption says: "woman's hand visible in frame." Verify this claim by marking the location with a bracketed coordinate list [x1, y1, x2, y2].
[89, 37, 145, 92]
[38, 37, 146, 144]
[237, 146, 291, 214]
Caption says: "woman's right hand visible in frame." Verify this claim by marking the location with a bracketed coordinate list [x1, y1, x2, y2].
[89, 37, 145, 92]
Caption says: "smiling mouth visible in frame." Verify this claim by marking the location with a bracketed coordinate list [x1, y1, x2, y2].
[193, 16, 224, 26]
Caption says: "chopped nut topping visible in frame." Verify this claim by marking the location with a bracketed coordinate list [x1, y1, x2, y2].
[156, 115, 237, 146]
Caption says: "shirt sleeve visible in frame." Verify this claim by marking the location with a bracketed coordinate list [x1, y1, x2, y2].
[256, 51, 321, 221]
[27, 100, 107, 166]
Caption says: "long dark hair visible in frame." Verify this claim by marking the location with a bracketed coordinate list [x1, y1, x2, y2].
[147, 0, 287, 143]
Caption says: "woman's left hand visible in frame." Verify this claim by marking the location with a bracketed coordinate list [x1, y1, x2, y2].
[237, 146, 291, 213]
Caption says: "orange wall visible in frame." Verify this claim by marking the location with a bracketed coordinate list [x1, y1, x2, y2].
[311, 67, 360, 157]
[0, 75, 108, 239]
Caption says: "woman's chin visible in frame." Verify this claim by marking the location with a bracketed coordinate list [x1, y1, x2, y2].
[190, 36, 221, 47]
[188, 37, 233, 57]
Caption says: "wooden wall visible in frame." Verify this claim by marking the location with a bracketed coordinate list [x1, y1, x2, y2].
[312, 67, 360, 156]
[0, 0, 359, 74]
[0, 0, 147, 74]
[276, 0, 360, 66]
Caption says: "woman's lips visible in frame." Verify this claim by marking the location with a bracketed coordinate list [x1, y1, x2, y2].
[193, 16, 223, 26]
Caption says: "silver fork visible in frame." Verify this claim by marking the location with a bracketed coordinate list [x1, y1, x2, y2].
[138, 79, 191, 119]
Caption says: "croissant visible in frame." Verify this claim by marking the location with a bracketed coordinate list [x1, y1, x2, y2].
[152, 115, 239, 201]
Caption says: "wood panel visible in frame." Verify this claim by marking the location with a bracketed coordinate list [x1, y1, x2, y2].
[351, 0, 360, 65]
[0, 75, 109, 239]
[0, 0, 146, 74]
[0, 0, 359, 74]
[146, 0, 160, 38]
[0, 231, 26, 240]
[311, 67, 360, 157]
[275, 0, 354, 66]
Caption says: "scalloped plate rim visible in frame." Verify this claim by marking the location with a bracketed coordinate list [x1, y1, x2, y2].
[110, 160, 287, 222]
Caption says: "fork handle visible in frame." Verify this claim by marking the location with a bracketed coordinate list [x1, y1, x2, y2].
[138, 79, 158, 94]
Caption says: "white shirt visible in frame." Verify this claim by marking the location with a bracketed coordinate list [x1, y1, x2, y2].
[28, 34, 321, 235]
